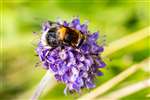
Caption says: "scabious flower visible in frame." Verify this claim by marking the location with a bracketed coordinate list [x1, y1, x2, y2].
[36, 17, 106, 94]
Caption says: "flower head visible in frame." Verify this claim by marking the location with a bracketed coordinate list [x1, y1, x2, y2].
[36, 17, 106, 94]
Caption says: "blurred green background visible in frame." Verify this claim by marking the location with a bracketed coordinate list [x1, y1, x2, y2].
[1, 0, 150, 100]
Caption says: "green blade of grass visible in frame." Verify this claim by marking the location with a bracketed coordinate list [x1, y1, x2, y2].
[78, 58, 149, 100]
[97, 79, 150, 100]
[103, 26, 150, 56]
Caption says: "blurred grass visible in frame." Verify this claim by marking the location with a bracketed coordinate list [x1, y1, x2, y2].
[99, 79, 150, 99]
[1, 0, 150, 100]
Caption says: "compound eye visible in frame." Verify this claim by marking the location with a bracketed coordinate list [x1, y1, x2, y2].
[48, 28, 57, 38]
[46, 31, 59, 47]
[48, 31, 56, 38]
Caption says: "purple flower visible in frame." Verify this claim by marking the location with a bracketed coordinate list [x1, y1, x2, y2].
[36, 17, 106, 94]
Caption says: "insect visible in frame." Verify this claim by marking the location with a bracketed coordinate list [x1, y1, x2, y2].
[41, 21, 86, 48]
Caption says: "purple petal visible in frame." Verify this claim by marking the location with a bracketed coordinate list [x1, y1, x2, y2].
[96, 70, 103, 76]
[85, 81, 95, 88]
[80, 56, 85, 62]
[75, 24, 81, 30]
[43, 61, 49, 69]
[72, 83, 80, 92]
[81, 72, 88, 78]
[77, 62, 84, 69]
[42, 49, 49, 57]
[47, 56, 55, 63]
[95, 58, 106, 68]
[42, 21, 51, 31]
[80, 43, 90, 54]
[63, 21, 69, 27]
[90, 42, 104, 54]
[81, 24, 88, 33]
[39, 53, 45, 61]
[38, 49, 49, 61]
[97, 46, 104, 53]
[68, 83, 73, 90]
[89, 32, 99, 41]
[70, 67, 79, 82]
[75, 77, 84, 87]
[82, 59, 92, 71]
[49, 64, 58, 72]
[85, 59, 92, 67]
[86, 55, 94, 64]
[71, 18, 80, 26]
[55, 74, 61, 81]
[79, 70, 84, 76]
[68, 51, 74, 58]
[59, 50, 67, 60]
[62, 73, 69, 83]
